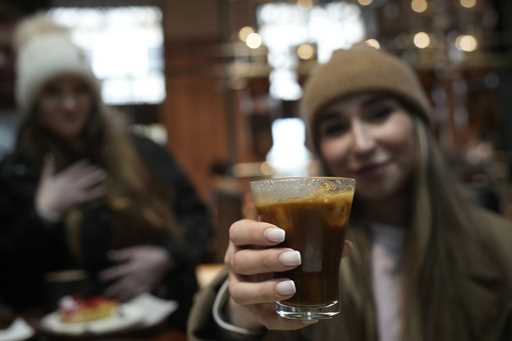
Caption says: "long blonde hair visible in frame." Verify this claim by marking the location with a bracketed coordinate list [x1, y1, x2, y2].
[338, 117, 482, 341]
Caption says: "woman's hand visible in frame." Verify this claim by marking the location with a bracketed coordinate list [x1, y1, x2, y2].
[99, 245, 172, 301]
[35, 157, 106, 222]
[224, 219, 350, 332]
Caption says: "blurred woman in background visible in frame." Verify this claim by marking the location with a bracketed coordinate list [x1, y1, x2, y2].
[0, 14, 211, 329]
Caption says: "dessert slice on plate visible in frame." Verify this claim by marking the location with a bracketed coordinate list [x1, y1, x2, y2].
[59, 296, 119, 324]
[41, 296, 142, 335]
[41, 294, 177, 336]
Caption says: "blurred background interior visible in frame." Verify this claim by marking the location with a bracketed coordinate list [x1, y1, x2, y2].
[1, 0, 512, 264]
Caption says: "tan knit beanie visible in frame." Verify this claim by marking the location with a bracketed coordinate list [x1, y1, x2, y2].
[14, 14, 100, 115]
[301, 44, 431, 150]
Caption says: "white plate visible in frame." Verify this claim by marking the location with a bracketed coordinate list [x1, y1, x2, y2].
[0, 319, 34, 341]
[41, 304, 143, 336]
[40, 294, 178, 336]
[123, 294, 178, 327]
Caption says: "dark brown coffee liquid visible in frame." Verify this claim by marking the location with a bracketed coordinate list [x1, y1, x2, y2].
[256, 193, 352, 306]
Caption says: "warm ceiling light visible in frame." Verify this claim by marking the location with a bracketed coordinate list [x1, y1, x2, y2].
[365, 38, 380, 49]
[411, 0, 428, 13]
[460, 0, 477, 8]
[455, 34, 478, 52]
[358, 0, 373, 6]
[297, 43, 315, 60]
[246, 32, 262, 49]
[413, 32, 430, 48]
[239, 26, 255, 42]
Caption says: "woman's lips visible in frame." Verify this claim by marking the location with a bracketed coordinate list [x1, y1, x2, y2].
[353, 162, 389, 179]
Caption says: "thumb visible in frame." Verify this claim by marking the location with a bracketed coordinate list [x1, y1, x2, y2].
[41, 155, 56, 180]
[108, 247, 138, 262]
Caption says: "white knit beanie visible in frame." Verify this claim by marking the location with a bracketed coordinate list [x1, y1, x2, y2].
[14, 14, 100, 114]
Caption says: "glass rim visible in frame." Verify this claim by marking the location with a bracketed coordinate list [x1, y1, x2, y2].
[250, 176, 355, 185]
[250, 176, 355, 205]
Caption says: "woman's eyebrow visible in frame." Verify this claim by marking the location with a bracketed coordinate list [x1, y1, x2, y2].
[317, 111, 341, 122]
[361, 96, 389, 107]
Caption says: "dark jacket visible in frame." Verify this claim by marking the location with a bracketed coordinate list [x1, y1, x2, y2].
[0, 134, 211, 330]
[188, 208, 512, 341]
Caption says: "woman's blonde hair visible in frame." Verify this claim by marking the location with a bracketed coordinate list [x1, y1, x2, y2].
[338, 117, 483, 341]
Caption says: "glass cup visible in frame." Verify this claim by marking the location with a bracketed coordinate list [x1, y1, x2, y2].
[250, 177, 355, 320]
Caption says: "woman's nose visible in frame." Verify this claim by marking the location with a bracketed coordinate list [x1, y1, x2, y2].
[350, 121, 376, 156]
[61, 95, 78, 110]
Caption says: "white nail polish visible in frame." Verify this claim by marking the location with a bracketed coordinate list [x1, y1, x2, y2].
[276, 280, 296, 296]
[264, 228, 285, 243]
[279, 250, 301, 267]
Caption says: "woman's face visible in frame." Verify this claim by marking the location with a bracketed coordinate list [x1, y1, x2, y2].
[36, 73, 94, 141]
[317, 94, 417, 201]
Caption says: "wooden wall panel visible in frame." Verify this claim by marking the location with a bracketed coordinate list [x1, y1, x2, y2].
[163, 41, 229, 201]
[161, 1, 230, 201]
[161, 0, 272, 200]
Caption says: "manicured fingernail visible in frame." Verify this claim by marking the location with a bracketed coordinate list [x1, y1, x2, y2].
[279, 250, 301, 267]
[276, 280, 296, 296]
[264, 228, 285, 243]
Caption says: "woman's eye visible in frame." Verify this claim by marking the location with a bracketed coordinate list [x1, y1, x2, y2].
[319, 121, 349, 137]
[72, 84, 90, 97]
[44, 85, 60, 97]
[364, 106, 393, 121]
[78, 83, 90, 93]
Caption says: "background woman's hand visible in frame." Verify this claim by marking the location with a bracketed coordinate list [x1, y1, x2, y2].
[35, 156, 106, 222]
[99, 245, 172, 301]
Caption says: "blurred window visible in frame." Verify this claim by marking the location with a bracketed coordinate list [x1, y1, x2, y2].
[49, 6, 165, 105]
[256, 2, 365, 100]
